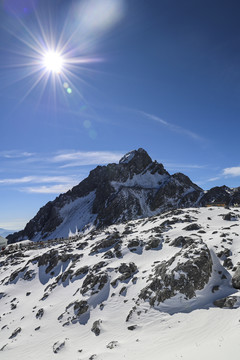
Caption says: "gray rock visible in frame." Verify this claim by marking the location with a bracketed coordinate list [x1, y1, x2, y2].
[128, 325, 137, 330]
[169, 236, 194, 248]
[36, 308, 44, 319]
[73, 300, 89, 316]
[53, 340, 65, 353]
[222, 212, 238, 221]
[145, 238, 161, 250]
[9, 327, 21, 339]
[214, 296, 239, 308]
[106, 341, 119, 349]
[182, 223, 202, 231]
[91, 320, 102, 336]
[139, 240, 212, 305]
[81, 272, 108, 295]
[232, 265, 240, 289]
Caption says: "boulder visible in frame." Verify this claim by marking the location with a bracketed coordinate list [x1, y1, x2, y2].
[139, 240, 212, 305]
[232, 265, 240, 289]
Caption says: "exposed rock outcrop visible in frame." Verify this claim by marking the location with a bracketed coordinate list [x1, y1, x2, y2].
[139, 239, 212, 305]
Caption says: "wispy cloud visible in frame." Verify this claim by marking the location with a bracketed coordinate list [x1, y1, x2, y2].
[52, 150, 124, 167]
[0, 176, 76, 185]
[208, 176, 221, 182]
[0, 150, 35, 159]
[223, 167, 240, 177]
[164, 162, 206, 171]
[22, 184, 75, 194]
[138, 111, 204, 142]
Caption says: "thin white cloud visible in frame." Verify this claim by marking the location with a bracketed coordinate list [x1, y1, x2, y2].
[223, 167, 240, 177]
[0, 150, 35, 159]
[52, 150, 124, 167]
[138, 111, 204, 141]
[0, 176, 76, 185]
[164, 162, 206, 170]
[23, 184, 75, 194]
[208, 176, 221, 182]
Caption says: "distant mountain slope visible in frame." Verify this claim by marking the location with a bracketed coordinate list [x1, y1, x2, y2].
[0, 228, 16, 238]
[1, 207, 240, 359]
[7, 149, 203, 243]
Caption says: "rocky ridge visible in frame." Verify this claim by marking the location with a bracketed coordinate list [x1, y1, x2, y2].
[7, 148, 240, 244]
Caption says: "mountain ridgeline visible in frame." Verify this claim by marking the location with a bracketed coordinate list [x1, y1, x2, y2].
[7, 148, 240, 243]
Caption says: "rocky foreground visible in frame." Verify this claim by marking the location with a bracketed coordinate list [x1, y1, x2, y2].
[1, 206, 240, 359]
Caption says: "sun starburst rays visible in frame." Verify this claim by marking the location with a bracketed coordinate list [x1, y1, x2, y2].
[2, 5, 102, 109]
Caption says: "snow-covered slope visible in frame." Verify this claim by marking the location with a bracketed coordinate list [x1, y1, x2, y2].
[1, 206, 240, 359]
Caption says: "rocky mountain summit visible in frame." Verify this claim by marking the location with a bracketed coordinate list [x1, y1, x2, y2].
[1, 207, 240, 359]
[7, 148, 240, 244]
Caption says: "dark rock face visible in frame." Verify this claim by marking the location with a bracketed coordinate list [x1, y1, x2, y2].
[9, 327, 21, 339]
[232, 266, 240, 289]
[36, 308, 44, 319]
[7, 148, 240, 244]
[53, 340, 65, 353]
[169, 236, 194, 248]
[91, 319, 102, 336]
[182, 223, 202, 231]
[139, 240, 212, 306]
[214, 296, 239, 308]
[81, 272, 108, 295]
[199, 186, 240, 207]
[222, 212, 238, 221]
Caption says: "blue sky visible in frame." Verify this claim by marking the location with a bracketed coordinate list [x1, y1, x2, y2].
[1, 0, 240, 230]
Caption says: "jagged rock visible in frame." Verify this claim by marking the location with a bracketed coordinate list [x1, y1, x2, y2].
[73, 300, 89, 316]
[106, 341, 119, 349]
[91, 319, 102, 336]
[23, 269, 35, 280]
[214, 296, 239, 308]
[127, 239, 143, 252]
[0, 292, 6, 299]
[89, 355, 97, 360]
[223, 258, 233, 269]
[6, 266, 28, 284]
[0, 344, 7, 351]
[58, 300, 89, 325]
[81, 272, 108, 295]
[71, 266, 89, 279]
[232, 265, 240, 289]
[222, 212, 238, 221]
[128, 325, 137, 330]
[53, 340, 65, 353]
[90, 232, 121, 254]
[169, 236, 194, 248]
[217, 248, 232, 259]
[139, 240, 212, 305]
[182, 223, 202, 231]
[145, 237, 161, 250]
[118, 262, 138, 280]
[9, 327, 21, 339]
[36, 308, 44, 319]
[38, 249, 58, 269]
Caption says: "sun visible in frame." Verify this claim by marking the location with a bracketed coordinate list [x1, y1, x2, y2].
[43, 51, 64, 74]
